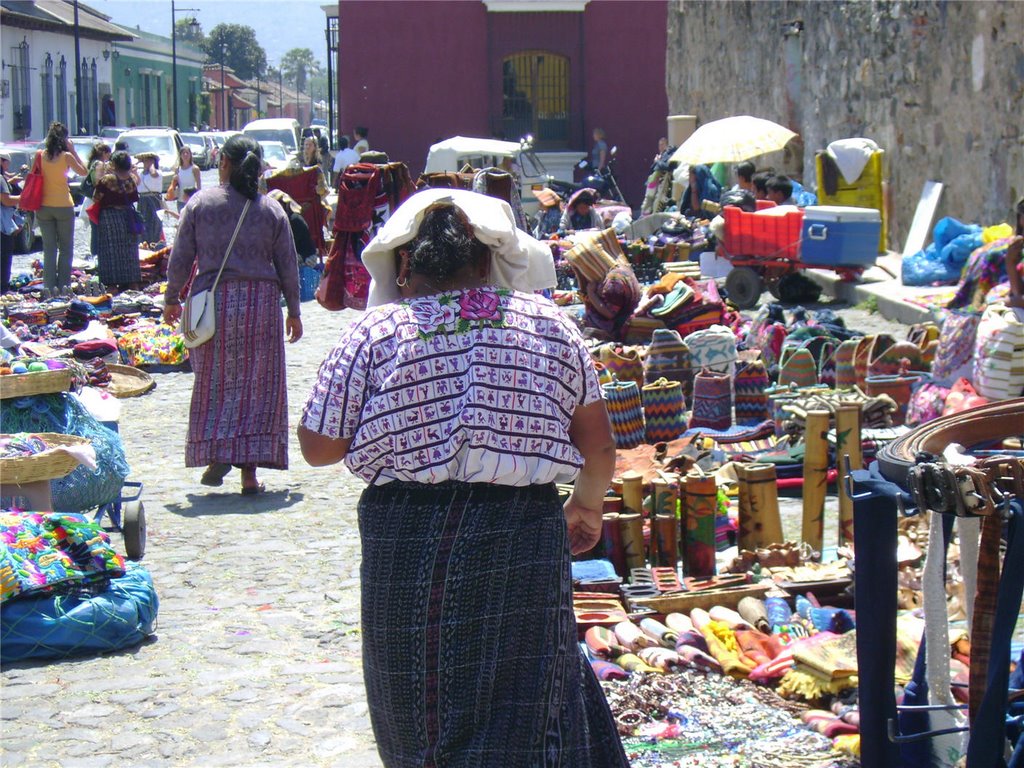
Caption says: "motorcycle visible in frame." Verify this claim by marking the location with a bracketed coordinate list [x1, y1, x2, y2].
[544, 146, 625, 203]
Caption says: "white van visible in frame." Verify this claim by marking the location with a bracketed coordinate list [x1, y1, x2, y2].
[242, 118, 302, 160]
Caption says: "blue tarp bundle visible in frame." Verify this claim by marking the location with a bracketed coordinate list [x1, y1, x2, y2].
[1, 563, 158, 663]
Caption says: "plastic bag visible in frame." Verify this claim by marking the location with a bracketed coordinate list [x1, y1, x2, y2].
[981, 222, 1014, 244]
[719, 189, 756, 212]
[902, 246, 961, 286]
[932, 217, 981, 252]
[1, 562, 158, 662]
[941, 232, 984, 267]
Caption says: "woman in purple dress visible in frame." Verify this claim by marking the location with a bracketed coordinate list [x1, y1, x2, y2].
[163, 135, 303, 495]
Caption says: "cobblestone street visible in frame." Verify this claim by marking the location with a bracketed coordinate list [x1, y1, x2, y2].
[2, 300, 385, 768]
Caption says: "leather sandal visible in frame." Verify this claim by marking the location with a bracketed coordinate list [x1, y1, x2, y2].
[200, 462, 232, 487]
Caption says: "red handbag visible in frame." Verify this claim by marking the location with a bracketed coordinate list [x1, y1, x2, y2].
[19, 151, 44, 212]
[316, 234, 369, 312]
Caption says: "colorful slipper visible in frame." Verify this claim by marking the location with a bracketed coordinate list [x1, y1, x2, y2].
[241, 483, 266, 496]
[201, 463, 232, 487]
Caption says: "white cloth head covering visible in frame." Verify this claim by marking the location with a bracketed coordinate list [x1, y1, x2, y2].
[362, 188, 556, 308]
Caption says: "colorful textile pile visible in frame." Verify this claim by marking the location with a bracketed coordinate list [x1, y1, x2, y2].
[0, 511, 126, 604]
[117, 322, 188, 367]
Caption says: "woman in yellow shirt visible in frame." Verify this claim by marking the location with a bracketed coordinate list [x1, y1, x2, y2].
[37, 122, 87, 290]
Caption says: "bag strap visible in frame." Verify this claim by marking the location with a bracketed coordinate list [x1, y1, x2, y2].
[207, 199, 251, 296]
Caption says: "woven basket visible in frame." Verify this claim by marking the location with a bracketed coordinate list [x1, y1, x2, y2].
[106, 364, 156, 398]
[0, 369, 73, 400]
[0, 433, 91, 484]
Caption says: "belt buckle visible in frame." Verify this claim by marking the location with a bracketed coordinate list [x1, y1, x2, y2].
[908, 463, 960, 516]
[979, 455, 1024, 499]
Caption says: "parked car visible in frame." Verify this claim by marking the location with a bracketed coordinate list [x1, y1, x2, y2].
[63, 135, 102, 206]
[199, 131, 224, 167]
[116, 127, 184, 192]
[99, 126, 127, 140]
[180, 132, 214, 170]
[258, 140, 290, 173]
[0, 141, 41, 253]
[243, 118, 301, 161]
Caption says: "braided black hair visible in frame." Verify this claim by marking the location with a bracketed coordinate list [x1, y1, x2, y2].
[406, 205, 490, 282]
[221, 134, 263, 200]
[109, 151, 132, 172]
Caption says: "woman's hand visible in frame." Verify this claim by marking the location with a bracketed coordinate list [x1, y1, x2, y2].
[563, 497, 603, 555]
[162, 303, 181, 327]
[286, 316, 303, 343]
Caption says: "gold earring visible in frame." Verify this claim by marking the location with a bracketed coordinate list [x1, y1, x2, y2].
[396, 275, 408, 288]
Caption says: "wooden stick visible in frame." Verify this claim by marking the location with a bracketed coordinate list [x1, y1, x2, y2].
[618, 512, 646, 572]
[654, 513, 679, 568]
[620, 470, 644, 516]
[682, 471, 717, 578]
[835, 403, 862, 548]
[737, 462, 783, 550]
[801, 409, 831, 556]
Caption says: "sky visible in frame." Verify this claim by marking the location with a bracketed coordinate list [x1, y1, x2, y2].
[85, 0, 333, 68]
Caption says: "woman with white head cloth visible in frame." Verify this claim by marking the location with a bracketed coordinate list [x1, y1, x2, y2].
[299, 189, 626, 767]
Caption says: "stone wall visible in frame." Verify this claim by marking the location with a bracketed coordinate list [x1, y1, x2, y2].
[666, 0, 1024, 249]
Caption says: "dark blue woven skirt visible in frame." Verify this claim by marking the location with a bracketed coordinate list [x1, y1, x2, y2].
[359, 481, 628, 768]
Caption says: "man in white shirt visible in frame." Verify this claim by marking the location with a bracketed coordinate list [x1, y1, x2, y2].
[333, 136, 362, 175]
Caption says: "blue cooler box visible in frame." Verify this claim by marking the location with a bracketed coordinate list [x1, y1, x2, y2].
[800, 205, 881, 267]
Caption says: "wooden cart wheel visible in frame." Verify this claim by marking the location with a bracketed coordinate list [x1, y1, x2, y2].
[122, 500, 147, 561]
[724, 267, 763, 309]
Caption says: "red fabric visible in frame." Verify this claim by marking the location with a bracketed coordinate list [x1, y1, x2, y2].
[334, 164, 381, 233]
[316, 233, 369, 312]
[267, 169, 327, 255]
[19, 152, 44, 212]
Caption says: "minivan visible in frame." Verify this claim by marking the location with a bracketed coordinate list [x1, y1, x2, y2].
[243, 118, 301, 160]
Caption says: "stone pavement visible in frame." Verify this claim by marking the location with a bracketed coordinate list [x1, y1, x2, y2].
[2, 302, 385, 768]
[2, 206, 912, 766]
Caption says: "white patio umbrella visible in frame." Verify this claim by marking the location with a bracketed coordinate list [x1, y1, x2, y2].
[669, 116, 799, 166]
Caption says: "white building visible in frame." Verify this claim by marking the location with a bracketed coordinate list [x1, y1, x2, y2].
[0, 0, 134, 141]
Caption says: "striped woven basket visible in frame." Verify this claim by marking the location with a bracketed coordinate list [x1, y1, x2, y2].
[603, 380, 645, 448]
[642, 378, 685, 443]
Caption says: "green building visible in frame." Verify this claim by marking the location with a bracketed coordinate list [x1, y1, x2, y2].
[111, 26, 205, 131]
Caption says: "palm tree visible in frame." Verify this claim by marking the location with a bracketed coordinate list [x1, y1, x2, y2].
[280, 48, 321, 95]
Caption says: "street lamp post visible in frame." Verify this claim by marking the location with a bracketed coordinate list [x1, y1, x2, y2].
[220, 54, 227, 130]
[171, 1, 199, 131]
[325, 16, 338, 148]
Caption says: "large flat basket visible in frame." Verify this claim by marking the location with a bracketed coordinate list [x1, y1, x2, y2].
[0, 433, 91, 485]
[0, 369, 73, 400]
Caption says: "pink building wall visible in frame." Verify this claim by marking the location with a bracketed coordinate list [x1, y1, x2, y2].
[337, 0, 667, 206]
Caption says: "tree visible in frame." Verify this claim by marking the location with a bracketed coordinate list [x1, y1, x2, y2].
[204, 23, 267, 80]
[280, 47, 321, 94]
[174, 17, 205, 47]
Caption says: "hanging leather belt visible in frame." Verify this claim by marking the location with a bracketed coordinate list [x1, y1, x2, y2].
[877, 397, 1024, 487]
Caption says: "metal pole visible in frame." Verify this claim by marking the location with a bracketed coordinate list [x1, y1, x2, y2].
[171, 0, 178, 130]
[279, 66, 283, 119]
[256, 68, 260, 118]
[220, 56, 225, 130]
[325, 24, 334, 146]
[73, 0, 82, 132]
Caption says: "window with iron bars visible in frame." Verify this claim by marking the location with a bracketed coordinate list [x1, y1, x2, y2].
[500, 50, 569, 149]
[41, 53, 54, 130]
[56, 56, 68, 125]
[10, 40, 31, 138]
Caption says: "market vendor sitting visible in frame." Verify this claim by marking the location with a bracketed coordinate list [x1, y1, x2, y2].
[559, 188, 603, 233]
[565, 227, 641, 341]
[681, 164, 723, 218]
[531, 187, 563, 240]
[765, 175, 798, 206]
